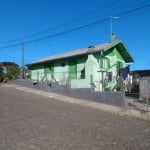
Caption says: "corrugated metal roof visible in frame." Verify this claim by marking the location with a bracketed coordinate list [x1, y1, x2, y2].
[27, 40, 134, 66]
[29, 43, 110, 65]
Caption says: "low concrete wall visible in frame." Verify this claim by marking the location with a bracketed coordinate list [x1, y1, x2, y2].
[140, 77, 150, 100]
[13, 79, 124, 107]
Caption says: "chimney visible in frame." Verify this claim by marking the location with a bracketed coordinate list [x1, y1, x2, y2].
[110, 33, 116, 42]
[88, 45, 95, 53]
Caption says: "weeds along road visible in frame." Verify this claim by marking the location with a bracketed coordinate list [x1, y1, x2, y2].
[0, 84, 150, 150]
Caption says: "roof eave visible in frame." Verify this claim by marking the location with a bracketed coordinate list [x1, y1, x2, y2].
[106, 40, 134, 63]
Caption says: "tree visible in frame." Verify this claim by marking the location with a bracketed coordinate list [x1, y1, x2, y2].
[0, 66, 4, 82]
[0, 62, 20, 82]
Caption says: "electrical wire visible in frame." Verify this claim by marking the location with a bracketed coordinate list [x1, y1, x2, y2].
[0, 2, 150, 50]
[1, 0, 121, 44]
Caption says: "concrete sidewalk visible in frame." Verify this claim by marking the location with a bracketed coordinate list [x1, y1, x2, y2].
[4, 83, 150, 121]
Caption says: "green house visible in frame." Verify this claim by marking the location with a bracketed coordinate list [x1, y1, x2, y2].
[26, 40, 134, 91]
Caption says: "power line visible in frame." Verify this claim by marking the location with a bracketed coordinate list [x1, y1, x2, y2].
[0, 2, 150, 50]
[1, 0, 120, 44]
[25, 18, 109, 44]
[0, 17, 109, 50]
[116, 2, 150, 17]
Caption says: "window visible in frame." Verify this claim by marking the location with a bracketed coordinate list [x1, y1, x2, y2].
[100, 58, 104, 68]
[106, 59, 110, 69]
[117, 61, 124, 69]
[100, 58, 110, 69]
[61, 62, 65, 67]
[107, 72, 112, 81]
[80, 68, 85, 79]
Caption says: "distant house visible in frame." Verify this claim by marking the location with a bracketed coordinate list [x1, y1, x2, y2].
[26, 40, 134, 91]
[0, 64, 8, 82]
[0, 64, 8, 74]
[131, 70, 150, 85]
[126, 69, 150, 95]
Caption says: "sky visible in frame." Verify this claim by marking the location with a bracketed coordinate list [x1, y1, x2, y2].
[0, 0, 150, 70]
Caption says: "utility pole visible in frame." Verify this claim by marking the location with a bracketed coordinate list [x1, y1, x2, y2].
[22, 43, 24, 79]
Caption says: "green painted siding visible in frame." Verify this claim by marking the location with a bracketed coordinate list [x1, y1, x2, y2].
[114, 48, 124, 61]
[107, 48, 125, 69]
[71, 79, 91, 88]
[53, 61, 68, 84]
[28, 42, 131, 91]
[43, 64, 53, 81]
[94, 52, 111, 70]
[114, 48, 125, 69]
[68, 60, 77, 79]
[76, 57, 87, 79]
[31, 65, 45, 81]
[44, 66, 50, 73]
